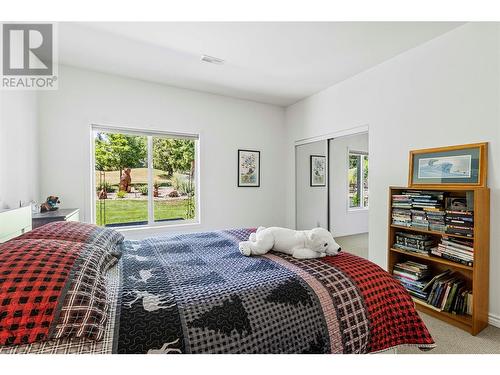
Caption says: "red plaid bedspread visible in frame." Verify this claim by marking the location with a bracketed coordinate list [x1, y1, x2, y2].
[20, 222, 97, 243]
[0, 239, 112, 346]
[322, 253, 435, 352]
[18, 221, 124, 257]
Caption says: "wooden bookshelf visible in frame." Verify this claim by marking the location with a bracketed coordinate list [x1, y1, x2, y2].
[387, 186, 490, 335]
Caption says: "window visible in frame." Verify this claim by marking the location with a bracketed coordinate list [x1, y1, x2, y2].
[93, 127, 198, 228]
[348, 151, 368, 209]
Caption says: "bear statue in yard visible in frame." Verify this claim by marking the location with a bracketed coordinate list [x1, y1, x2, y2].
[119, 168, 132, 193]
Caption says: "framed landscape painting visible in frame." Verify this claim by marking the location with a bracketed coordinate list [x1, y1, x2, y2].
[310, 155, 326, 187]
[238, 149, 260, 187]
[408, 142, 487, 188]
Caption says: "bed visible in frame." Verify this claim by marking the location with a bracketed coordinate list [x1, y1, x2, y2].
[0, 222, 435, 354]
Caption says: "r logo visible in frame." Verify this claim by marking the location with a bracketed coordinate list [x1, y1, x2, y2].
[2, 24, 53, 76]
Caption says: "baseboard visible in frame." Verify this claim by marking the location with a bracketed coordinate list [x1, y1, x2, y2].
[489, 313, 500, 328]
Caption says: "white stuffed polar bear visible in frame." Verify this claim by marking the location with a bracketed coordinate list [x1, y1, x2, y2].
[239, 226, 341, 259]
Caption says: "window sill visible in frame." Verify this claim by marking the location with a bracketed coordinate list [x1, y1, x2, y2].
[113, 220, 201, 233]
[347, 207, 369, 213]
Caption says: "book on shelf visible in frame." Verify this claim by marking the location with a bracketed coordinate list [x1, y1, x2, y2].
[435, 246, 473, 260]
[445, 215, 473, 223]
[402, 190, 445, 200]
[446, 226, 474, 237]
[426, 210, 446, 232]
[392, 207, 412, 227]
[392, 260, 431, 300]
[421, 270, 451, 292]
[445, 218, 473, 226]
[430, 236, 474, 267]
[442, 236, 474, 251]
[450, 288, 473, 316]
[423, 270, 472, 315]
[403, 190, 445, 209]
[392, 195, 412, 209]
[394, 232, 434, 255]
[393, 268, 427, 281]
[445, 208, 474, 236]
[411, 209, 429, 229]
[446, 210, 473, 216]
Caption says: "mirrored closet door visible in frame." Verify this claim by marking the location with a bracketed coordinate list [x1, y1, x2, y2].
[295, 132, 369, 259]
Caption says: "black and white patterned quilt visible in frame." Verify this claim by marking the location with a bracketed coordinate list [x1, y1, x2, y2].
[116, 228, 331, 353]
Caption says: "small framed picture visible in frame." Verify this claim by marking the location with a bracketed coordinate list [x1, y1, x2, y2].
[238, 149, 260, 187]
[445, 197, 473, 211]
[408, 143, 488, 188]
[310, 155, 326, 187]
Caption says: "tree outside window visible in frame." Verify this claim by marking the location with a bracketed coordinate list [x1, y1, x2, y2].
[348, 152, 369, 209]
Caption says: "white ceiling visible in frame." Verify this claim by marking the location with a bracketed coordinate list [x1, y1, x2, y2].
[59, 22, 463, 106]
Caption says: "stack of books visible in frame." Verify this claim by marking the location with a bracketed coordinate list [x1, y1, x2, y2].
[392, 191, 448, 232]
[411, 209, 429, 230]
[392, 208, 412, 227]
[392, 194, 412, 227]
[445, 210, 474, 237]
[405, 190, 445, 210]
[426, 210, 447, 232]
[425, 270, 472, 315]
[394, 232, 435, 255]
[431, 236, 474, 267]
[392, 261, 431, 300]
[392, 194, 413, 209]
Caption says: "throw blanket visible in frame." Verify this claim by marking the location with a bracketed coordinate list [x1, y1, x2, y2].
[116, 228, 435, 353]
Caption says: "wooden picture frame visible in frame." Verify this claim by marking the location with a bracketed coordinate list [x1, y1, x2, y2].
[408, 142, 487, 188]
[310, 155, 326, 187]
[238, 149, 260, 187]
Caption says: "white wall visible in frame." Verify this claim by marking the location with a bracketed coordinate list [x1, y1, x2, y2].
[295, 140, 328, 230]
[0, 91, 39, 209]
[284, 23, 500, 322]
[329, 133, 369, 237]
[37, 65, 286, 238]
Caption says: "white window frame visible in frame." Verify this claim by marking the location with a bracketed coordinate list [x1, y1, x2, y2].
[347, 149, 369, 212]
[90, 124, 201, 230]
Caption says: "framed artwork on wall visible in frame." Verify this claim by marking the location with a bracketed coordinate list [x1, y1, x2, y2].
[408, 142, 488, 188]
[310, 155, 326, 187]
[238, 149, 260, 187]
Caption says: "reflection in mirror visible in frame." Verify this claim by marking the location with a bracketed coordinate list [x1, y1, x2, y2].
[328, 133, 369, 259]
[295, 140, 328, 230]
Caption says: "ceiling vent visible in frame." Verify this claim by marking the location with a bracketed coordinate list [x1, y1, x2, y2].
[201, 55, 225, 65]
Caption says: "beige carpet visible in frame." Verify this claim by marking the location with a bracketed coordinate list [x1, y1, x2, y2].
[336, 233, 369, 259]
[397, 312, 500, 354]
